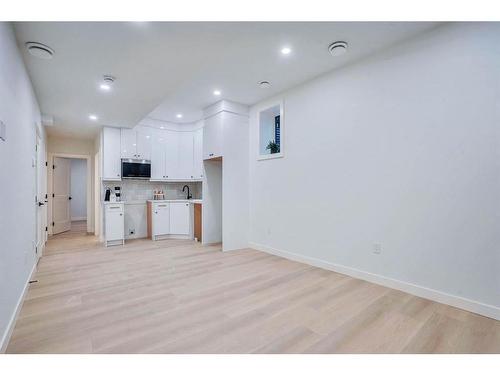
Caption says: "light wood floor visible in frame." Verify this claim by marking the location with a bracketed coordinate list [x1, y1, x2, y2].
[6, 232, 500, 353]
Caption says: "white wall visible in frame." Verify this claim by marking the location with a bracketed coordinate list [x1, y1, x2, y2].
[249, 23, 500, 318]
[0, 22, 46, 350]
[70, 158, 87, 220]
[222, 111, 249, 251]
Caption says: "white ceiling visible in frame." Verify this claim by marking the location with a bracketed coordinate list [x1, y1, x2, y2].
[14, 22, 441, 139]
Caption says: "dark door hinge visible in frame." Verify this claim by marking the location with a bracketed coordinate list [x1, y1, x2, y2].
[52, 193, 55, 198]
[52, 221, 55, 226]
[52, 164, 55, 169]
[45, 226, 48, 232]
[45, 161, 48, 166]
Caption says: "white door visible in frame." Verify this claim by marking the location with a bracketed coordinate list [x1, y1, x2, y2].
[120, 128, 137, 159]
[150, 134, 166, 180]
[178, 132, 194, 179]
[153, 203, 170, 236]
[169, 202, 190, 235]
[102, 127, 122, 180]
[193, 127, 204, 179]
[52, 157, 71, 234]
[164, 130, 179, 179]
[136, 127, 152, 160]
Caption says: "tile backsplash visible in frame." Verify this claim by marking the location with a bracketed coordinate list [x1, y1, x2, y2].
[103, 180, 202, 202]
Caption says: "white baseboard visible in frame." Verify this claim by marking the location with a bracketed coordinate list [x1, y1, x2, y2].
[0, 262, 37, 353]
[249, 242, 500, 321]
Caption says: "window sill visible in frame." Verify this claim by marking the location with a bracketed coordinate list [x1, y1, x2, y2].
[257, 153, 284, 161]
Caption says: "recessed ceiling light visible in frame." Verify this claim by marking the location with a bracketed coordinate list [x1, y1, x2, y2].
[99, 75, 115, 91]
[88, 114, 98, 121]
[259, 81, 271, 89]
[176, 114, 183, 119]
[328, 41, 348, 56]
[281, 47, 292, 55]
[213, 90, 221, 96]
[25, 42, 54, 59]
[160, 126, 165, 129]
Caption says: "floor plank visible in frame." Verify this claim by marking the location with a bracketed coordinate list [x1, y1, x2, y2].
[6, 230, 500, 353]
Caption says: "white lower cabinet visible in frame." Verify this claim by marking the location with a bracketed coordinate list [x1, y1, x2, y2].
[148, 201, 192, 240]
[151, 202, 170, 240]
[104, 202, 125, 246]
[169, 202, 191, 235]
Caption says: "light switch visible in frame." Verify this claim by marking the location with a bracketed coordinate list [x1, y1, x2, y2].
[0, 120, 5, 141]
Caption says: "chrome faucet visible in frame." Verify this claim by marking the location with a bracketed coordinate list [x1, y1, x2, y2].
[182, 185, 192, 200]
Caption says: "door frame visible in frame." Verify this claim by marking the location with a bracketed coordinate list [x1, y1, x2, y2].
[35, 130, 47, 259]
[47, 153, 92, 235]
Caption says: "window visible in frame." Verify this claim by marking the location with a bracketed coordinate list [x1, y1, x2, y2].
[258, 101, 283, 160]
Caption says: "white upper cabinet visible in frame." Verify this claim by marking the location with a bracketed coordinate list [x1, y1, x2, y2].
[193, 127, 204, 179]
[150, 130, 167, 180]
[120, 127, 152, 160]
[120, 129, 136, 159]
[102, 127, 122, 180]
[104, 124, 203, 182]
[178, 132, 194, 180]
[203, 115, 223, 160]
[136, 127, 152, 160]
[164, 130, 179, 179]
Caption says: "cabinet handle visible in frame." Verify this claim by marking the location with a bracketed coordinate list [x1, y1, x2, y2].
[155, 211, 157, 214]
[119, 213, 123, 216]
[209, 153, 214, 156]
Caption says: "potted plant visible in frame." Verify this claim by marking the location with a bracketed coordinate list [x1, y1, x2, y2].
[266, 141, 280, 154]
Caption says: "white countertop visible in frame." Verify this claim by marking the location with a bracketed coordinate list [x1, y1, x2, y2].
[147, 199, 202, 204]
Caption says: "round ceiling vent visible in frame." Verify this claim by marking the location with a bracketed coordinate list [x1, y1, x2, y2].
[25, 42, 54, 59]
[259, 81, 271, 88]
[328, 41, 348, 56]
[103, 75, 115, 84]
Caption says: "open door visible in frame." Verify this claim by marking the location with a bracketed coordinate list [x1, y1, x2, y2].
[52, 157, 71, 234]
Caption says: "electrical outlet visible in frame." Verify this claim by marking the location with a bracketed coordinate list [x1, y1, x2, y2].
[373, 243, 382, 255]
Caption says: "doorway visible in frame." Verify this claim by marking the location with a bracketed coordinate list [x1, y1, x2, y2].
[48, 153, 91, 236]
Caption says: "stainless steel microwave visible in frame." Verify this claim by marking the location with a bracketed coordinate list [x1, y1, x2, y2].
[121, 159, 151, 179]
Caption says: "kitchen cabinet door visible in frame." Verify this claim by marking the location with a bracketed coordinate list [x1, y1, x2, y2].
[150, 133, 166, 180]
[153, 203, 170, 236]
[169, 202, 190, 235]
[102, 127, 122, 180]
[120, 128, 137, 159]
[178, 132, 194, 180]
[136, 127, 152, 160]
[203, 115, 223, 160]
[193, 127, 204, 179]
[164, 130, 179, 179]
[105, 205, 124, 242]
